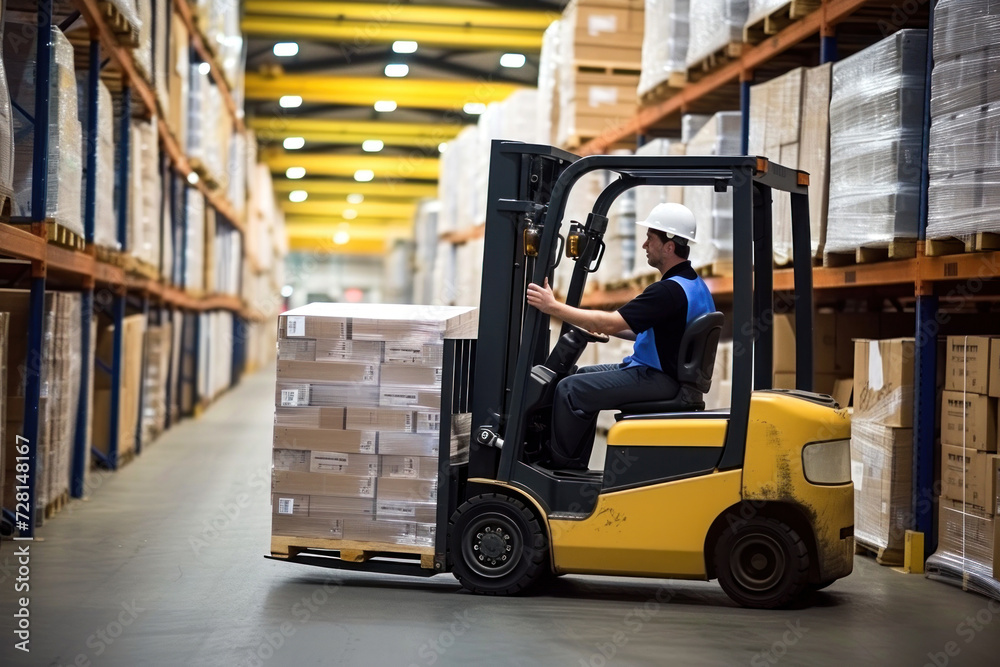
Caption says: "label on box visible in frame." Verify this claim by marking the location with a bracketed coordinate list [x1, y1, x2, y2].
[285, 316, 306, 337]
[385, 344, 422, 361]
[378, 501, 416, 517]
[382, 390, 419, 407]
[435, 368, 443, 384]
[359, 478, 375, 498]
[588, 14, 616, 36]
[328, 519, 344, 539]
[312, 452, 349, 472]
[417, 412, 441, 434]
[389, 457, 417, 478]
[277, 498, 295, 515]
[360, 432, 377, 454]
[363, 364, 377, 383]
[367, 463, 379, 476]
[588, 86, 618, 108]
[851, 461, 864, 491]
[403, 412, 413, 432]
[281, 390, 300, 407]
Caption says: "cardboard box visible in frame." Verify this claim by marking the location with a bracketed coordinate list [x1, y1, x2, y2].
[309, 495, 375, 517]
[277, 360, 379, 384]
[853, 339, 915, 428]
[946, 336, 994, 394]
[273, 449, 311, 473]
[380, 364, 442, 387]
[309, 451, 380, 477]
[376, 476, 438, 503]
[565, 0, 645, 48]
[346, 406, 417, 432]
[343, 518, 436, 547]
[272, 493, 309, 517]
[379, 387, 442, 409]
[940, 391, 997, 452]
[990, 339, 1000, 398]
[376, 500, 438, 523]
[941, 444, 994, 510]
[273, 407, 346, 430]
[772, 312, 839, 375]
[272, 515, 344, 539]
[273, 427, 377, 454]
[851, 426, 912, 551]
[376, 433, 439, 457]
[272, 470, 375, 499]
[380, 456, 439, 480]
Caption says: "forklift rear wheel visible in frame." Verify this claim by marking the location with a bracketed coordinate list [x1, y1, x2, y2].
[714, 517, 810, 609]
[450, 493, 548, 596]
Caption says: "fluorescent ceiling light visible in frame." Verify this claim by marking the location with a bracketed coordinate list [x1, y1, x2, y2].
[354, 169, 375, 182]
[333, 231, 351, 245]
[279, 95, 303, 108]
[384, 64, 409, 78]
[392, 40, 418, 54]
[280, 285, 294, 298]
[283, 137, 305, 150]
[273, 42, 299, 57]
[343, 209, 358, 220]
[463, 102, 486, 115]
[500, 53, 526, 69]
[285, 167, 306, 179]
[198, 62, 211, 76]
[438, 142, 448, 154]
[186, 171, 199, 184]
[374, 100, 397, 112]
[347, 193, 364, 205]
[362, 139, 384, 153]
[289, 190, 308, 203]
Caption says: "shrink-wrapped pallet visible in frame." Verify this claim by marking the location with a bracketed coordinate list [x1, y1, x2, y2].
[271, 304, 477, 550]
[825, 30, 927, 256]
[413, 200, 441, 307]
[0, 34, 14, 206]
[128, 118, 161, 268]
[185, 191, 206, 292]
[927, 0, 1000, 240]
[475, 90, 542, 225]
[686, 0, 748, 68]
[683, 111, 741, 271]
[5, 26, 83, 235]
[638, 0, 690, 98]
[76, 75, 117, 249]
[538, 21, 563, 146]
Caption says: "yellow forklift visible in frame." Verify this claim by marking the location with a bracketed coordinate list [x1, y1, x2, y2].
[275, 142, 855, 609]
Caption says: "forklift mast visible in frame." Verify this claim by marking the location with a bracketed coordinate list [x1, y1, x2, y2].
[468, 141, 815, 483]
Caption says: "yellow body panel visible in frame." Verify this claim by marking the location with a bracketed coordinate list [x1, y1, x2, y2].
[549, 470, 743, 578]
[608, 419, 727, 447]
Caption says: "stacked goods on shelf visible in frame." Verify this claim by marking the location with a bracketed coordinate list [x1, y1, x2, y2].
[132, 0, 153, 83]
[193, 0, 246, 88]
[431, 241, 457, 306]
[209, 215, 243, 296]
[927, 0, 1000, 243]
[476, 90, 542, 224]
[556, 0, 645, 148]
[128, 118, 161, 269]
[683, 111, 741, 273]
[228, 131, 248, 221]
[75, 75, 117, 249]
[603, 182, 637, 280]
[153, 0, 169, 113]
[167, 10, 190, 147]
[771, 311, 861, 401]
[185, 190, 206, 292]
[0, 29, 14, 210]
[188, 63, 230, 184]
[634, 138, 686, 277]
[849, 338, 915, 563]
[747, 64, 832, 265]
[638, 0, 690, 99]
[141, 322, 172, 448]
[825, 31, 927, 262]
[6, 25, 83, 235]
[437, 125, 479, 237]
[686, 0, 748, 69]
[270, 304, 476, 551]
[928, 336, 1000, 599]
[538, 21, 562, 146]
[198, 311, 234, 403]
[0, 314, 6, 517]
[93, 314, 146, 464]
[412, 200, 441, 307]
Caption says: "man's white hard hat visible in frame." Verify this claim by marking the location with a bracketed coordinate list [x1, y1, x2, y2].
[635, 202, 697, 244]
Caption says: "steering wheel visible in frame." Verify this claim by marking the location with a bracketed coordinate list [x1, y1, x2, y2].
[567, 323, 610, 344]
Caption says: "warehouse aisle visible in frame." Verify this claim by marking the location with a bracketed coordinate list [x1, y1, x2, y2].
[2, 369, 999, 667]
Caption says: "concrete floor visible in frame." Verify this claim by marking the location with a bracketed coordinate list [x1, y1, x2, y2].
[2, 368, 1000, 667]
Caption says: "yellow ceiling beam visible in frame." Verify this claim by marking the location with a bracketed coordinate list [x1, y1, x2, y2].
[287, 236, 389, 255]
[286, 221, 412, 236]
[249, 117, 463, 146]
[282, 201, 418, 219]
[241, 16, 545, 51]
[244, 1, 556, 30]
[245, 74, 522, 111]
[272, 179, 438, 199]
[264, 150, 440, 180]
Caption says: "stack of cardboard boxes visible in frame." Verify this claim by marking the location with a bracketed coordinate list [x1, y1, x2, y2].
[270, 304, 476, 554]
[937, 336, 1000, 583]
[850, 338, 915, 561]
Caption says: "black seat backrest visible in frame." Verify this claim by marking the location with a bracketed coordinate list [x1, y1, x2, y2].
[677, 311, 725, 395]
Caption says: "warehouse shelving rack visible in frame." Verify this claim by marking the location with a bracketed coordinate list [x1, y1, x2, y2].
[0, 0, 260, 538]
[562, 0, 996, 557]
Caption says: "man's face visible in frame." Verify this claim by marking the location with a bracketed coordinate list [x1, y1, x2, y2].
[642, 230, 667, 268]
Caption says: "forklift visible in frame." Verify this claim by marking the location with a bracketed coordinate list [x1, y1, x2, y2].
[275, 141, 855, 609]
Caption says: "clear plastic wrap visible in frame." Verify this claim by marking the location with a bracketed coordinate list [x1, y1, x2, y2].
[928, 168, 1000, 236]
[133, 0, 153, 82]
[6, 26, 83, 234]
[185, 190, 205, 291]
[849, 420, 912, 551]
[932, 0, 1000, 62]
[930, 48, 1000, 118]
[746, 0, 791, 27]
[128, 118, 161, 267]
[0, 36, 15, 201]
[825, 30, 927, 254]
[639, 0, 690, 98]
[683, 111, 742, 269]
[76, 75, 117, 249]
[141, 322, 172, 447]
[154, 0, 170, 112]
[926, 501, 999, 602]
[108, 0, 141, 30]
[686, 0, 749, 68]
[538, 20, 562, 145]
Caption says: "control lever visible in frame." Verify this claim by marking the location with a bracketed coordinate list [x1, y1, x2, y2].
[476, 426, 504, 450]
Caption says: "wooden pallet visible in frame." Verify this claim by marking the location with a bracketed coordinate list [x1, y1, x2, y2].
[823, 238, 917, 267]
[744, 0, 822, 44]
[924, 232, 1000, 257]
[639, 71, 688, 107]
[11, 220, 87, 252]
[95, 245, 126, 268]
[189, 159, 220, 190]
[855, 540, 904, 567]
[686, 42, 747, 81]
[270, 536, 436, 569]
[44, 490, 70, 520]
[121, 254, 160, 280]
[97, 0, 140, 48]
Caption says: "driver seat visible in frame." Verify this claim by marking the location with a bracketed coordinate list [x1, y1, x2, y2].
[615, 311, 724, 418]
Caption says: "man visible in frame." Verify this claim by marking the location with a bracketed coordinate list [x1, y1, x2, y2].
[525, 202, 715, 470]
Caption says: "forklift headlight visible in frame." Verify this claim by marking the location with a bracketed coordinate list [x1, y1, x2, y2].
[523, 223, 541, 257]
[802, 439, 852, 485]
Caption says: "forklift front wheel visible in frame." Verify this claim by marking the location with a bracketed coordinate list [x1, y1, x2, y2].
[450, 493, 549, 596]
[714, 517, 810, 609]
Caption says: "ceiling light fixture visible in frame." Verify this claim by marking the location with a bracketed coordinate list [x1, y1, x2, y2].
[347, 193, 364, 205]
[500, 53, 526, 69]
[289, 190, 308, 203]
[438, 142, 448, 154]
[392, 40, 418, 54]
[283, 137, 305, 150]
[463, 102, 487, 115]
[285, 167, 306, 179]
[343, 209, 358, 220]
[354, 169, 375, 182]
[362, 139, 384, 153]
[374, 100, 397, 112]
[279, 95, 303, 108]
[333, 231, 351, 245]
[384, 63, 409, 78]
[273, 42, 299, 57]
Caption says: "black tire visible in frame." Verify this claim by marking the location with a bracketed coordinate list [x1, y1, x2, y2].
[449, 493, 548, 595]
[714, 517, 810, 609]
